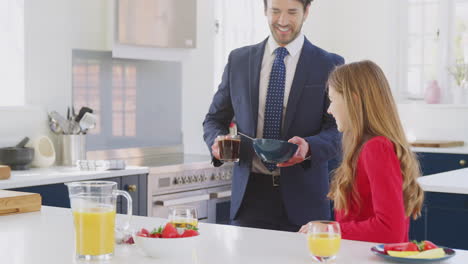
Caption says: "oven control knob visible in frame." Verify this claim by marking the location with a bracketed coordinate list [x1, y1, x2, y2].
[214, 172, 220, 180]
[173, 178, 178, 185]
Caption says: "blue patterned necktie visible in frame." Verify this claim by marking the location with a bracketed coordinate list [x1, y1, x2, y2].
[262, 47, 289, 172]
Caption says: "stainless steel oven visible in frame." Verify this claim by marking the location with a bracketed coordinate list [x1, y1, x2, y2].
[148, 161, 233, 224]
[87, 147, 234, 224]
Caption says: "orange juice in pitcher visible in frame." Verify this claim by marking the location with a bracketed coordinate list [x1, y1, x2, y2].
[73, 208, 116, 256]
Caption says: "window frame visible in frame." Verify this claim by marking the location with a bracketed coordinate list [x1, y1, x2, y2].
[400, 0, 467, 103]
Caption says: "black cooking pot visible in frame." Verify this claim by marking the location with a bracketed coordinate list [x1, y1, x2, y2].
[0, 137, 35, 170]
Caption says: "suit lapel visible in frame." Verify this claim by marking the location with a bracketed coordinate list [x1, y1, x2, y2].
[249, 38, 268, 136]
[282, 38, 315, 138]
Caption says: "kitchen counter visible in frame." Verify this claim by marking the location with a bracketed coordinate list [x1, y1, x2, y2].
[2, 206, 467, 264]
[0, 153, 214, 190]
[0, 166, 149, 189]
[418, 168, 468, 194]
[412, 145, 468, 154]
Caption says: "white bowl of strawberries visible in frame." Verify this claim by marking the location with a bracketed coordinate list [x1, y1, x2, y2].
[134, 222, 200, 258]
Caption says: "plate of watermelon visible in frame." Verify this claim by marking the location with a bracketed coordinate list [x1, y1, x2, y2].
[371, 240, 456, 263]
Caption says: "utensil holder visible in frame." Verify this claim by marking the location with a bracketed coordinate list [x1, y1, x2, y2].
[59, 135, 86, 166]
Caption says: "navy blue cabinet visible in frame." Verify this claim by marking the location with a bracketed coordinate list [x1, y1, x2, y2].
[409, 152, 468, 250]
[417, 152, 468, 175]
[10, 174, 148, 216]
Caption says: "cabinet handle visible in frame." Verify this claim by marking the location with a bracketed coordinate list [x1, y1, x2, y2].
[127, 184, 137, 192]
[460, 160, 466, 167]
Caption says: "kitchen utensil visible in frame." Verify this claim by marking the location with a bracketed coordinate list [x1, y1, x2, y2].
[410, 140, 464, 148]
[238, 132, 298, 163]
[16, 137, 29, 148]
[0, 190, 41, 216]
[0, 138, 35, 170]
[75, 106, 93, 122]
[237, 132, 254, 141]
[59, 134, 85, 166]
[49, 116, 63, 134]
[66, 181, 132, 260]
[0, 165, 11, 180]
[371, 244, 456, 263]
[68, 120, 81, 135]
[49, 111, 70, 134]
[79, 112, 97, 133]
[25, 135, 56, 168]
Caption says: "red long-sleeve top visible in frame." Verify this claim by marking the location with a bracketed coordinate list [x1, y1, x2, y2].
[335, 136, 409, 243]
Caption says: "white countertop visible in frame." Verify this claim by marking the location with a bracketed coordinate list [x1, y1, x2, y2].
[1, 206, 466, 264]
[0, 166, 149, 189]
[418, 168, 468, 194]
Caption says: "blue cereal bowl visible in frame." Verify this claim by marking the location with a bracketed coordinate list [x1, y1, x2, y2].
[252, 139, 298, 163]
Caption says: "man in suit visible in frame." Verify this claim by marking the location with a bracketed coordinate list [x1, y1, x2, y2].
[203, 0, 344, 232]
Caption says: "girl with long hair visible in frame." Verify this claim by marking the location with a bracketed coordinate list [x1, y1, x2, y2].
[299, 60, 424, 243]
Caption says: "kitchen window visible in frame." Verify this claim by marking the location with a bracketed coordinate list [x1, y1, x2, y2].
[0, 0, 24, 106]
[401, 0, 468, 102]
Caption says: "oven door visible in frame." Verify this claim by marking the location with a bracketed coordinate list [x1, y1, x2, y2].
[152, 189, 211, 222]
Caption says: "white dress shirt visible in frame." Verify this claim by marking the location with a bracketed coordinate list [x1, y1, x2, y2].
[252, 33, 305, 175]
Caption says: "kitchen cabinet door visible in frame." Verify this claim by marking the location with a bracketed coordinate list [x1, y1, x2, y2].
[424, 192, 468, 250]
[409, 206, 427, 241]
[121, 174, 148, 216]
[417, 152, 468, 176]
[410, 152, 468, 243]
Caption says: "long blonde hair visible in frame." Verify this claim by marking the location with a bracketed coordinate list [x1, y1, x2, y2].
[327, 60, 424, 220]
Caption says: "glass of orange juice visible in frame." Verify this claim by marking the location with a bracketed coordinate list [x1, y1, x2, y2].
[307, 221, 341, 263]
[66, 181, 132, 261]
[168, 206, 198, 231]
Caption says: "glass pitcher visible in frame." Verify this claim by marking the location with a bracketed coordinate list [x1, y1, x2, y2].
[66, 181, 132, 261]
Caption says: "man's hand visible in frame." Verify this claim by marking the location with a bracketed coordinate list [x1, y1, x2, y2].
[277, 136, 309, 167]
[211, 139, 221, 160]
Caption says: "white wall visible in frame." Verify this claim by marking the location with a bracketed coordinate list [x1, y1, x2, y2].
[181, 0, 215, 154]
[0, 0, 109, 148]
[304, 0, 401, 94]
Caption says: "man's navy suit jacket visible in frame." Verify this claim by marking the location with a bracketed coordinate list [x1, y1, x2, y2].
[203, 37, 344, 225]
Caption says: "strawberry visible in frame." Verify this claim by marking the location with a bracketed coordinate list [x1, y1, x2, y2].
[181, 228, 199, 237]
[125, 236, 134, 244]
[161, 223, 179, 238]
[416, 240, 438, 251]
[139, 228, 149, 236]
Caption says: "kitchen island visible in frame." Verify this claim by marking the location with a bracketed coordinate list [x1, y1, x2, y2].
[415, 168, 468, 250]
[0, 206, 467, 264]
[418, 167, 468, 194]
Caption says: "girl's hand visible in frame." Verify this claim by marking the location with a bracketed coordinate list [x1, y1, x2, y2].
[298, 223, 310, 233]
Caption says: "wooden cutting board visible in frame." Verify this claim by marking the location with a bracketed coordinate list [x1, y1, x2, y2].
[0, 190, 41, 216]
[410, 140, 465, 148]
